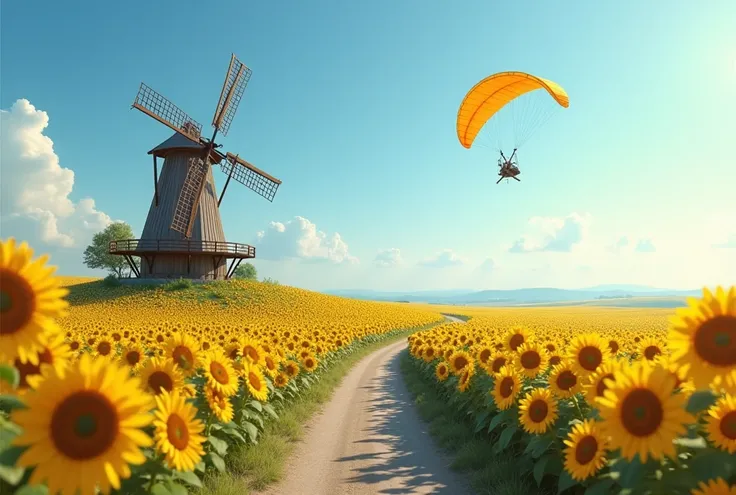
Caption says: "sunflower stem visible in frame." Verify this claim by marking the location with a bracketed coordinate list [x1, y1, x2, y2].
[572, 395, 585, 421]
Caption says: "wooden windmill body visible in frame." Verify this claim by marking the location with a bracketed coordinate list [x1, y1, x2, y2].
[110, 55, 281, 280]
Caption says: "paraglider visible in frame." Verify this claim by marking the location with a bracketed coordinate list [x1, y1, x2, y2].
[456, 71, 569, 184]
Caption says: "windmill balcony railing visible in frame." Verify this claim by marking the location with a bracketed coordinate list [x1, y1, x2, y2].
[109, 239, 256, 258]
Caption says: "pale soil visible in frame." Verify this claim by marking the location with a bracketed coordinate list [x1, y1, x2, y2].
[256, 320, 471, 495]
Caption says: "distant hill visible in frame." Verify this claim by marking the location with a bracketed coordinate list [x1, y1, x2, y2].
[324, 286, 701, 307]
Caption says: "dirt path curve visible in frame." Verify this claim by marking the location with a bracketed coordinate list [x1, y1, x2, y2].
[257, 317, 472, 495]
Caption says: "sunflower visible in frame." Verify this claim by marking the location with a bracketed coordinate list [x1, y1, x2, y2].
[120, 343, 145, 373]
[568, 333, 611, 376]
[705, 394, 736, 453]
[243, 362, 269, 402]
[475, 345, 494, 367]
[487, 352, 509, 374]
[274, 371, 290, 388]
[153, 388, 206, 472]
[263, 352, 280, 378]
[0, 238, 69, 364]
[515, 342, 549, 379]
[240, 336, 266, 367]
[583, 360, 623, 404]
[13, 332, 72, 392]
[164, 332, 201, 376]
[492, 365, 521, 410]
[563, 419, 608, 481]
[139, 357, 185, 396]
[93, 337, 115, 359]
[435, 361, 450, 382]
[302, 354, 319, 373]
[458, 365, 474, 393]
[449, 350, 473, 376]
[596, 360, 693, 461]
[691, 478, 736, 495]
[204, 384, 235, 423]
[548, 361, 583, 398]
[202, 348, 238, 397]
[636, 337, 664, 362]
[519, 388, 559, 434]
[669, 286, 736, 389]
[283, 359, 300, 378]
[504, 326, 530, 353]
[12, 354, 153, 495]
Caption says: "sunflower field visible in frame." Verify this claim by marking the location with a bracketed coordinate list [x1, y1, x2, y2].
[407, 291, 736, 494]
[0, 238, 443, 495]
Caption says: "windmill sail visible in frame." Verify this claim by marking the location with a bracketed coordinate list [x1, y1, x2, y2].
[212, 55, 252, 137]
[170, 157, 210, 236]
[222, 152, 281, 202]
[133, 83, 203, 143]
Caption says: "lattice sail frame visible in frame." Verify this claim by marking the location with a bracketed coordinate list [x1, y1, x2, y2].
[133, 83, 203, 142]
[222, 153, 281, 202]
[212, 55, 252, 137]
[171, 157, 210, 235]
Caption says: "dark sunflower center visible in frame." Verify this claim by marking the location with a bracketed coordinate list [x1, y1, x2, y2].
[574, 435, 599, 465]
[248, 372, 262, 390]
[0, 270, 36, 336]
[265, 356, 276, 370]
[492, 357, 507, 373]
[694, 316, 736, 367]
[453, 356, 469, 371]
[500, 377, 514, 398]
[245, 347, 260, 362]
[509, 334, 525, 351]
[479, 349, 491, 363]
[557, 370, 577, 390]
[596, 373, 615, 398]
[70, 341, 80, 351]
[166, 414, 190, 450]
[14, 358, 41, 389]
[529, 399, 549, 423]
[97, 342, 112, 356]
[172, 346, 194, 369]
[209, 361, 229, 384]
[51, 390, 118, 460]
[621, 388, 663, 437]
[609, 340, 620, 354]
[126, 350, 141, 365]
[549, 356, 562, 366]
[720, 411, 736, 440]
[578, 346, 603, 371]
[148, 371, 174, 394]
[643, 346, 661, 361]
[521, 351, 541, 370]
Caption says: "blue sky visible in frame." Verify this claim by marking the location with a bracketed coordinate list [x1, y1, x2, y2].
[2, 0, 735, 291]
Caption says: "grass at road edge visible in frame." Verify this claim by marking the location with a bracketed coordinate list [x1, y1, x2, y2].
[197, 325, 429, 495]
[399, 350, 547, 495]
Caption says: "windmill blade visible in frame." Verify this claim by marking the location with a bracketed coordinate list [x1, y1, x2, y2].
[133, 83, 203, 143]
[170, 156, 210, 237]
[221, 152, 281, 202]
[211, 54, 252, 137]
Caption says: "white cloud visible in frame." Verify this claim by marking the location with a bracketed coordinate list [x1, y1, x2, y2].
[1, 99, 113, 247]
[419, 249, 464, 268]
[255, 216, 358, 264]
[509, 213, 591, 253]
[374, 248, 402, 267]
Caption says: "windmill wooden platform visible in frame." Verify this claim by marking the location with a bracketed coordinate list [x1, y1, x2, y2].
[109, 54, 281, 280]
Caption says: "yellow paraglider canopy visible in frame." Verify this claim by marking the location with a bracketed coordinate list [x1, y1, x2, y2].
[456, 71, 569, 149]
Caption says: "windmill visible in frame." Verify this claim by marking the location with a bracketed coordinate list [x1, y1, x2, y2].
[109, 54, 281, 280]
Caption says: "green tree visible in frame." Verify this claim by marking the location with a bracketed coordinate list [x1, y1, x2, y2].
[83, 222, 135, 278]
[233, 262, 257, 280]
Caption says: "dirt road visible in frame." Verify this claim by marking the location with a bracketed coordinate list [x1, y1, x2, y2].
[257, 335, 472, 495]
